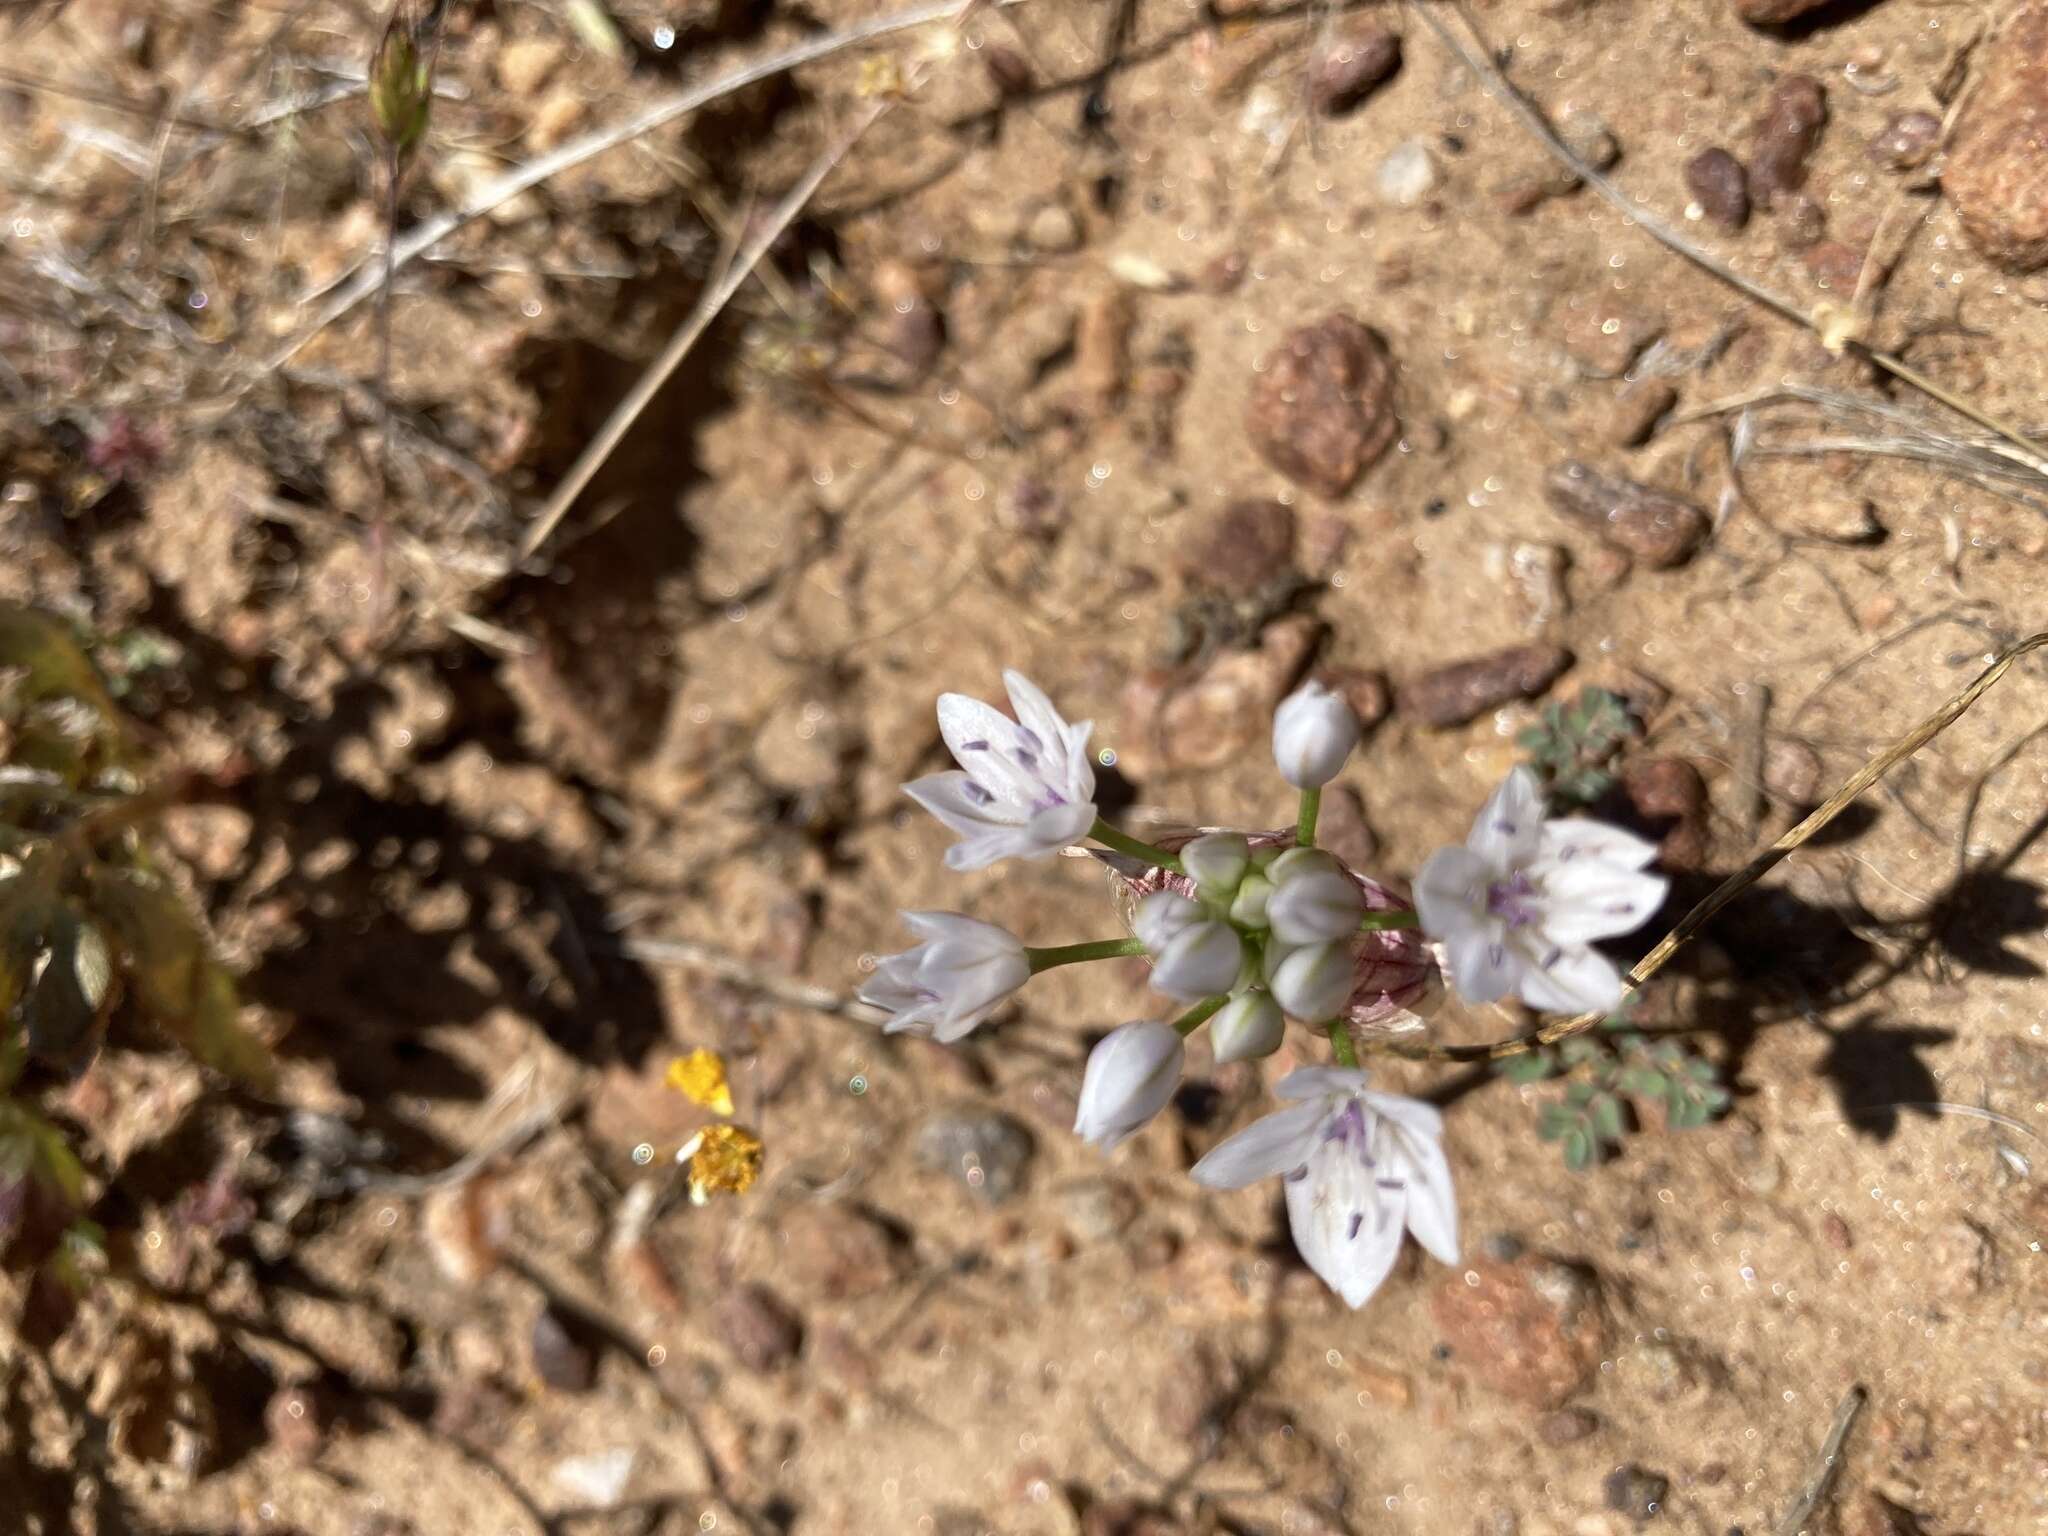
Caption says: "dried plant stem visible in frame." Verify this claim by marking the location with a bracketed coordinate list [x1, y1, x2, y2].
[263, 0, 1001, 375]
[1410, 0, 2048, 478]
[1371, 632, 2048, 1063]
[1773, 1386, 1866, 1536]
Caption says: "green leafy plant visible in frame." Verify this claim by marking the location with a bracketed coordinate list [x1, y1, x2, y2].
[1517, 687, 1640, 807]
[1, 600, 272, 1332]
[1498, 1008, 1730, 1171]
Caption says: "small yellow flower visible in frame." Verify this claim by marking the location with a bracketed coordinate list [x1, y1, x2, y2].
[664, 1048, 735, 1117]
[677, 1124, 764, 1205]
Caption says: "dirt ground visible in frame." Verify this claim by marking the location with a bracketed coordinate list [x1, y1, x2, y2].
[3, 0, 2047, 1531]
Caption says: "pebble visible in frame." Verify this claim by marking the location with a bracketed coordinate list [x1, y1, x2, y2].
[1539, 1407, 1600, 1444]
[1244, 314, 1399, 497]
[1376, 139, 1441, 206]
[1024, 201, 1084, 253]
[1602, 1464, 1670, 1522]
[1776, 192, 1828, 250]
[1684, 147, 1750, 231]
[1507, 542, 1571, 630]
[1399, 644, 1573, 728]
[1790, 495, 1884, 544]
[780, 1206, 908, 1300]
[1761, 741, 1826, 811]
[552, 1447, 635, 1509]
[1823, 1212, 1854, 1251]
[1543, 461, 1711, 568]
[1319, 666, 1394, 732]
[1075, 287, 1132, 409]
[530, 1307, 595, 1392]
[1609, 380, 1677, 447]
[1622, 757, 1711, 872]
[1054, 1178, 1136, 1242]
[264, 1385, 325, 1464]
[1944, 2, 2048, 268]
[496, 36, 566, 95]
[1179, 499, 1298, 596]
[1309, 23, 1401, 116]
[1428, 1257, 1607, 1406]
[915, 1108, 1036, 1204]
[1869, 110, 1941, 171]
[872, 259, 944, 372]
[1733, 0, 1833, 22]
[715, 1284, 804, 1371]
[982, 42, 1034, 96]
[1928, 1219, 1993, 1298]
[1747, 74, 1828, 210]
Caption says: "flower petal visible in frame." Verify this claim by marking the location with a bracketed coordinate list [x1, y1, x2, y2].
[1537, 864, 1669, 944]
[1025, 798, 1097, 855]
[903, 771, 1012, 838]
[1413, 845, 1490, 941]
[936, 692, 1027, 779]
[1465, 767, 1545, 871]
[1188, 1100, 1330, 1188]
[1538, 817, 1660, 871]
[1358, 1089, 1443, 1141]
[1514, 943, 1625, 1014]
[1285, 1149, 1405, 1309]
[1393, 1127, 1459, 1266]
[1275, 1067, 1373, 1101]
[942, 825, 1057, 872]
[1442, 926, 1519, 1005]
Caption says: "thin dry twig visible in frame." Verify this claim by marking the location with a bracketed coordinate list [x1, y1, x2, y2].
[620, 934, 888, 1025]
[1411, 0, 2048, 478]
[1370, 631, 2048, 1063]
[261, 0, 1002, 375]
[1773, 1386, 1866, 1536]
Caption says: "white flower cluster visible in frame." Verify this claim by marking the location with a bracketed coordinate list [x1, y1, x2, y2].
[859, 669, 1665, 1311]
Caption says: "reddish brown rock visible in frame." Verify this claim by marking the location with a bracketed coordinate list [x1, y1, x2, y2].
[1179, 499, 1297, 596]
[779, 1207, 908, 1301]
[1308, 23, 1401, 116]
[1747, 74, 1827, 210]
[1399, 644, 1572, 728]
[715, 1285, 804, 1372]
[1945, 2, 2048, 269]
[1543, 462, 1711, 569]
[1429, 1257, 1607, 1406]
[1622, 756, 1711, 872]
[1244, 315, 1399, 497]
[1684, 147, 1750, 231]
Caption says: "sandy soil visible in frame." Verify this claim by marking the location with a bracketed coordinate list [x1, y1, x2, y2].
[2, 0, 2046, 1533]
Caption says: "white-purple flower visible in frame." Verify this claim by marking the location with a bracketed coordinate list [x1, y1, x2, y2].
[1208, 989, 1285, 1064]
[903, 670, 1097, 872]
[857, 911, 1030, 1041]
[1190, 1068, 1457, 1309]
[1413, 767, 1666, 1015]
[1074, 1020, 1185, 1150]
[1266, 849, 1367, 944]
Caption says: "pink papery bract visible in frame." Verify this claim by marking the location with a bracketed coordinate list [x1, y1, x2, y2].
[1103, 828, 1440, 1036]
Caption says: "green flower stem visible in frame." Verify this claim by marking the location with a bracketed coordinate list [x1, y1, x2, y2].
[1025, 936, 1148, 974]
[1326, 1018, 1359, 1068]
[1089, 816, 1184, 874]
[1172, 995, 1228, 1037]
[1295, 787, 1321, 846]
[1358, 909, 1420, 932]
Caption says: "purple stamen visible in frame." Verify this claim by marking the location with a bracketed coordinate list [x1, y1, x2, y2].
[1485, 871, 1541, 929]
[963, 781, 995, 806]
[960, 739, 990, 752]
[1016, 727, 1046, 754]
[1346, 1212, 1364, 1241]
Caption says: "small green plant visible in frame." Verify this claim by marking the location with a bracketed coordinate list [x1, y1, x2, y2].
[1517, 687, 1640, 807]
[1498, 1007, 1730, 1171]
[1, 601, 272, 1333]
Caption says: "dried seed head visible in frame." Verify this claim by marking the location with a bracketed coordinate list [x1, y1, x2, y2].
[370, 1, 441, 162]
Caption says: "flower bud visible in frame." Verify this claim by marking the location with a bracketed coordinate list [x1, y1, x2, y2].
[1267, 865, 1366, 944]
[1181, 833, 1250, 896]
[1150, 920, 1244, 1002]
[1209, 990, 1285, 1064]
[1269, 939, 1356, 1022]
[370, 1, 439, 163]
[1134, 890, 1200, 954]
[1272, 680, 1360, 789]
[1228, 873, 1273, 929]
[1074, 1021, 1185, 1151]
